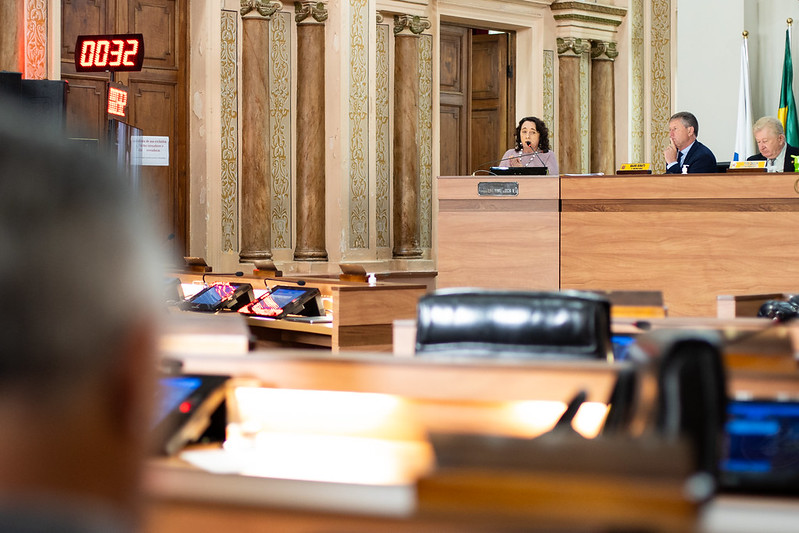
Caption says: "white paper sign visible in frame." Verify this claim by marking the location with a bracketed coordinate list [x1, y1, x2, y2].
[131, 136, 169, 166]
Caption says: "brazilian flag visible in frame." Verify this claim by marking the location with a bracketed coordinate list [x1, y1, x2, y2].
[779, 28, 799, 147]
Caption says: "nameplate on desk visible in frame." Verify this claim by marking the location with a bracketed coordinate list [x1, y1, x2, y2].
[478, 181, 519, 197]
[729, 160, 766, 169]
[617, 163, 652, 174]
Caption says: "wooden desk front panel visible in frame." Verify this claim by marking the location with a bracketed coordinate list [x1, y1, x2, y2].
[560, 174, 799, 317]
[437, 176, 559, 290]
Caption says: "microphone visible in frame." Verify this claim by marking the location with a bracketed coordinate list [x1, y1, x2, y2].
[470, 153, 524, 175]
[526, 141, 549, 173]
[261, 277, 307, 288]
[202, 270, 244, 285]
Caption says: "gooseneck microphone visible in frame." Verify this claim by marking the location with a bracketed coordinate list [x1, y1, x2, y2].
[470, 154, 523, 175]
[526, 141, 549, 172]
[262, 277, 307, 288]
[202, 271, 244, 285]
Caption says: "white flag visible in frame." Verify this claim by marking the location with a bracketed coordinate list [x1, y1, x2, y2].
[733, 34, 754, 161]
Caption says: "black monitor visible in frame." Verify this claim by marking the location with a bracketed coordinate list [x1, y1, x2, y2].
[719, 398, 799, 494]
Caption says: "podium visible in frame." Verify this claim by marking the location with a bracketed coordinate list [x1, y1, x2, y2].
[436, 175, 559, 291]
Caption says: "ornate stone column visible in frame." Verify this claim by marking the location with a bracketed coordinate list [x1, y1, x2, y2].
[293, 1, 328, 261]
[590, 41, 619, 175]
[551, 1, 627, 174]
[239, 1, 281, 262]
[0, 1, 23, 73]
[557, 37, 590, 175]
[392, 14, 430, 259]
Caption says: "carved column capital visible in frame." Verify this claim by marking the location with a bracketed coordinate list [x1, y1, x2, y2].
[590, 40, 619, 61]
[393, 14, 431, 36]
[294, 1, 328, 24]
[557, 37, 591, 57]
[376, 12, 385, 24]
[240, 0, 282, 19]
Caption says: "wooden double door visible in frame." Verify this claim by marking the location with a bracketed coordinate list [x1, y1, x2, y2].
[440, 25, 516, 176]
[61, 0, 188, 256]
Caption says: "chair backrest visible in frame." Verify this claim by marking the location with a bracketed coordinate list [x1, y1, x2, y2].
[633, 329, 727, 477]
[414, 289, 613, 360]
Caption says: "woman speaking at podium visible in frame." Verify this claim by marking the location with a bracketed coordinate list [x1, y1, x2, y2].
[500, 116, 559, 175]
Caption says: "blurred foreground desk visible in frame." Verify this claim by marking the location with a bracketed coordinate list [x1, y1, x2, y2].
[144, 436, 698, 533]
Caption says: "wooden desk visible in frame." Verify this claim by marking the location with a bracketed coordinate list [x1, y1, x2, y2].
[173, 273, 427, 352]
[436, 175, 560, 290]
[561, 173, 799, 317]
[437, 173, 799, 317]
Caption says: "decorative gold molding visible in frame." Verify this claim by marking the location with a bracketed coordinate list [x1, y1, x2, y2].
[24, 0, 47, 80]
[550, 1, 627, 18]
[393, 14, 431, 36]
[418, 34, 433, 249]
[580, 52, 590, 174]
[543, 50, 555, 147]
[240, 0, 282, 19]
[590, 40, 618, 61]
[553, 14, 621, 27]
[349, 0, 369, 248]
[270, 12, 292, 249]
[375, 22, 390, 248]
[551, 0, 627, 42]
[557, 37, 591, 57]
[630, 0, 645, 163]
[220, 10, 239, 252]
[294, 1, 328, 24]
[651, 0, 671, 173]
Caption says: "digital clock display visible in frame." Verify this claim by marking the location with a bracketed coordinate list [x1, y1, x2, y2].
[74, 34, 144, 72]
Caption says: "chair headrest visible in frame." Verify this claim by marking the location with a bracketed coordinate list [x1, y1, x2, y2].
[415, 289, 613, 360]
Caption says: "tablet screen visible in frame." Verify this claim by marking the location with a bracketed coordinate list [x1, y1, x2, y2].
[154, 375, 203, 428]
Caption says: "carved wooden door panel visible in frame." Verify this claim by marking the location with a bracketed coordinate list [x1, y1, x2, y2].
[439, 24, 470, 177]
[471, 32, 510, 172]
[61, 0, 188, 255]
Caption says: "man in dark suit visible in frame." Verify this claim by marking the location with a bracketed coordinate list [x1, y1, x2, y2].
[663, 111, 717, 174]
[747, 116, 799, 172]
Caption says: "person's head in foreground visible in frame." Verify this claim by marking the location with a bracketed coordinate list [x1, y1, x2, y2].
[0, 100, 162, 532]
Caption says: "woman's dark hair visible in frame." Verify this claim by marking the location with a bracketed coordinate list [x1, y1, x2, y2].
[514, 116, 551, 152]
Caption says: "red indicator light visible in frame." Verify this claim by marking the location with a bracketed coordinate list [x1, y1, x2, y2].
[179, 401, 192, 414]
[107, 86, 128, 118]
[74, 34, 144, 72]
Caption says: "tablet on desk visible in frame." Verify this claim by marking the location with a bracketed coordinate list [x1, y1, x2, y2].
[284, 315, 333, 324]
[238, 285, 324, 319]
[152, 374, 229, 456]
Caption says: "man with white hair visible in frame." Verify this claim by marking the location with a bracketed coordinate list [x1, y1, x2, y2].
[0, 100, 163, 532]
[747, 116, 799, 172]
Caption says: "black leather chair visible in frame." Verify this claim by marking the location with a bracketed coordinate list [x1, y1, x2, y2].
[414, 289, 613, 360]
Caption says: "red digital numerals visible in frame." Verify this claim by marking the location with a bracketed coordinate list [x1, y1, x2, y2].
[74, 34, 144, 72]
[107, 86, 129, 118]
